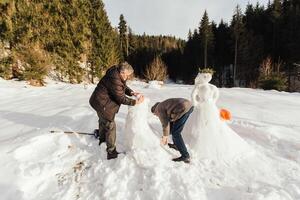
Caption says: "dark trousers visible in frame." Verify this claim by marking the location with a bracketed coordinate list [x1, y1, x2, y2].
[170, 107, 194, 158]
[97, 113, 116, 153]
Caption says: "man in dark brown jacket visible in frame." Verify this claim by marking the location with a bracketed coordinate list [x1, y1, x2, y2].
[90, 62, 144, 160]
[151, 98, 193, 163]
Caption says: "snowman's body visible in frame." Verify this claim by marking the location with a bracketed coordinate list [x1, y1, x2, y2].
[183, 73, 252, 161]
[124, 98, 169, 166]
[124, 98, 158, 150]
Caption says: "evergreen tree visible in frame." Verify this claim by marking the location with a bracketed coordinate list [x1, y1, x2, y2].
[0, 0, 120, 84]
[199, 10, 214, 68]
[231, 5, 245, 85]
[128, 26, 137, 55]
[118, 14, 128, 60]
[213, 20, 232, 86]
[182, 28, 201, 82]
[0, 0, 14, 43]
[0, 0, 299, 90]
[281, 0, 300, 64]
[270, 0, 282, 59]
[89, 0, 120, 80]
[188, 29, 193, 40]
[0, 0, 15, 79]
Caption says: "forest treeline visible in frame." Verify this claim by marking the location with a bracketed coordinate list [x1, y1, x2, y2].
[0, 0, 299, 90]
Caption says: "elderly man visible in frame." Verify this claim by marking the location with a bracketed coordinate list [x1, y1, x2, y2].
[151, 98, 193, 163]
[90, 62, 144, 160]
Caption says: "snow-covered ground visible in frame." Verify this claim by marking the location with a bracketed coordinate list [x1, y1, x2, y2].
[0, 78, 299, 200]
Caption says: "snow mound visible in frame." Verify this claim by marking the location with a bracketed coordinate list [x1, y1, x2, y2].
[147, 81, 163, 89]
[0, 79, 299, 200]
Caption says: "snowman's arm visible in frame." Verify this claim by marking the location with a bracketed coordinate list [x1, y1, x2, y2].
[212, 86, 220, 103]
[191, 87, 199, 106]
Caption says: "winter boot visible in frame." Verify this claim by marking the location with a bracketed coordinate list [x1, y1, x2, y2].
[93, 129, 100, 139]
[93, 129, 105, 145]
[168, 143, 179, 151]
[107, 149, 119, 160]
[172, 156, 190, 164]
[99, 135, 106, 146]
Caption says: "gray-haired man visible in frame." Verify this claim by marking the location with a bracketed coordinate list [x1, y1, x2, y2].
[151, 98, 193, 163]
[90, 62, 144, 160]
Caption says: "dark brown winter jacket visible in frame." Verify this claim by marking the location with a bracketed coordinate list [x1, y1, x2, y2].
[89, 65, 136, 121]
[153, 98, 192, 136]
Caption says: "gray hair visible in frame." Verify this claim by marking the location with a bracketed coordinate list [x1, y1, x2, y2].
[119, 62, 134, 74]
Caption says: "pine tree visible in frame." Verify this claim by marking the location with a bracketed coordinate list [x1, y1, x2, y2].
[231, 5, 244, 85]
[89, 0, 120, 80]
[1, 0, 298, 89]
[199, 10, 214, 68]
[187, 29, 192, 40]
[42, 0, 89, 83]
[0, 0, 14, 43]
[271, 0, 282, 59]
[128, 26, 137, 56]
[9, 1, 54, 83]
[0, 0, 15, 79]
[118, 14, 128, 60]
[213, 20, 232, 86]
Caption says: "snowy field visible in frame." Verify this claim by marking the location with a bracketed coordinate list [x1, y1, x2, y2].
[0, 78, 300, 200]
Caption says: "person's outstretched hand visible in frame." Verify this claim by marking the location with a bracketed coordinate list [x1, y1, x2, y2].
[135, 95, 144, 104]
[131, 91, 141, 97]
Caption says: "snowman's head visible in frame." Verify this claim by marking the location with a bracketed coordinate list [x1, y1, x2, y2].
[195, 73, 212, 85]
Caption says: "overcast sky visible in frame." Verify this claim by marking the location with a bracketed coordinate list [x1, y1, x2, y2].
[103, 0, 269, 39]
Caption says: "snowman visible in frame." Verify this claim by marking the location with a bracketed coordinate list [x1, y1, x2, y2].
[183, 70, 253, 162]
[124, 98, 158, 150]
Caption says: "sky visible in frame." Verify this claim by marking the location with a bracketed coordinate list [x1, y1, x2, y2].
[103, 0, 269, 39]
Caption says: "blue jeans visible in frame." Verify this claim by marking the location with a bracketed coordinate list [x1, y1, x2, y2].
[170, 107, 194, 158]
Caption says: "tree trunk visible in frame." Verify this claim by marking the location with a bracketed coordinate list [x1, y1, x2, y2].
[234, 37, 238, 86]
[204, 38, 207, 68]
[126, 34, 129, 58]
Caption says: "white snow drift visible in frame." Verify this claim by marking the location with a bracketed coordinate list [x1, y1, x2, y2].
[0, 78, 299, 200]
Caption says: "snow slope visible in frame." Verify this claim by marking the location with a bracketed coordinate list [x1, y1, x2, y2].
[0, 78, 299, 200]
